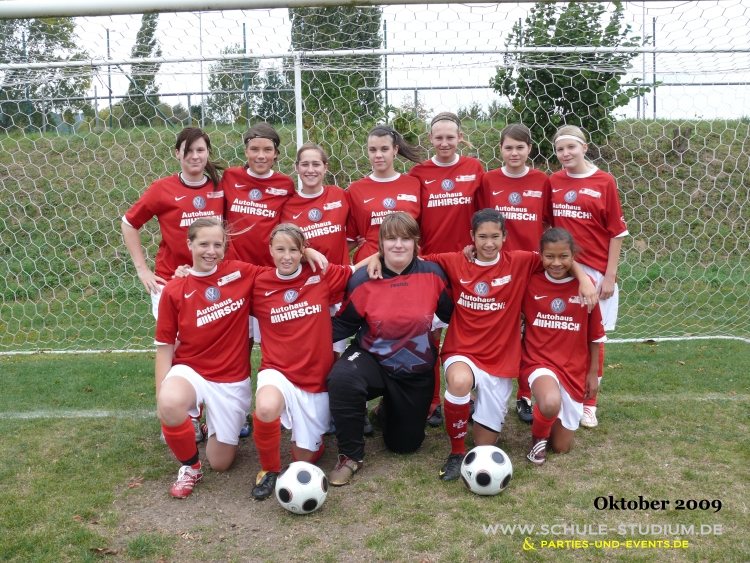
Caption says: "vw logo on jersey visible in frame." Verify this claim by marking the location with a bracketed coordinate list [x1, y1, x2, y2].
[474, 282, 490, 296]
[550, 298, 566, 313]
[192, 196, 206, 210]
[204, 286, 221, 303]
[564, 190, 578, 203]
[308, 208, 323, 222]
[441, 179, 455, 191]
[283, 289, 299, 303]
[249, 189, 263, 201]
[382, 198, 397, 209]
[508, 192, 522, 205]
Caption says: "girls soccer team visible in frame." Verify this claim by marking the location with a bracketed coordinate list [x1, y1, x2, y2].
[122, 116, 627, 498]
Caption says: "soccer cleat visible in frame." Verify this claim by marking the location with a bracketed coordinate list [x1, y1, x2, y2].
[427, 404, 443, 428]
[193, 418, 204, 443]
[580, 406, 598, 428]
[329, 455, 364, 486]
[252, 470, 279, 500]
[516, 397, 533, 424]
[439, 453, 465, 481]
[170, 465, 203, 498]
[239, 415, 251, 438]
[363, 411, 374, 436]
[527, 436, 548, 466]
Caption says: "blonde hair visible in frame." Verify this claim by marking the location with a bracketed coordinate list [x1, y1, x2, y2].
[430, 111, 474, 149]
[295, 142, 329, 165]
[552, 125, 588, 146]
[187, 217, 227, 247]
[270, 222, 307, 251]
[378, 212, 421, 257]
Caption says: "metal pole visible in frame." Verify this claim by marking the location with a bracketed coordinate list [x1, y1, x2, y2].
[243, 22, 249, 124]
[41, 84, 46, 134]
[107, 28, 112, 128]
[94, 85, 98, 129]
[652, 17, 656, 120]
[23, 31, 32, 133]
[188, 93, 191, 125]
[414, 88, 418, 120]
[294, 53, 303, 150]
[383, 19, 388, 118]
[642, 3, 646, 117]
[199, 11, 204, 127]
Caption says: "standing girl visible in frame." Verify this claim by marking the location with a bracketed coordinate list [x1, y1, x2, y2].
[549, 125, 628, 428]
[476, 123, 553, 425]
[521, 228, 606, 465]
[408, 112, 485, 427]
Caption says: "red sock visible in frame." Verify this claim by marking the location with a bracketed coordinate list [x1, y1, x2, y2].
[584, 342, 605, 407]
[531, 404, 557, 440]
[253, 413, 281, 473]
[291, 442, 325, 464]
[517, 371, 531, 401]
[162, 417, 200, 467]
[431, 337, 442, 409]
[443, 396, 470, 455]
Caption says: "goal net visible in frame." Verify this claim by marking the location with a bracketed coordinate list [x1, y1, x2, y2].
[1, 0, 749, 352]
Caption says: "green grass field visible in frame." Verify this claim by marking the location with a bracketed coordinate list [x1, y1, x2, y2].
[1, 119, 749, 351]
[1, 340, 748, 562]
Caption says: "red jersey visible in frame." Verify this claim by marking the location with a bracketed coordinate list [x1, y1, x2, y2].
[346, 174, 421, 263]
[155, 260, 268, 383]
[279, 185, 351, 304]
[252, 263, 352, 393]
[549, 168, 628, 273]
[409, 156, 484, 254]
[520, 272, 606, 402]
[123, 175, 224, 281]
[477, 167, 552, 253]
[424, 250, 542, 377]
[221, 167, 294, 266]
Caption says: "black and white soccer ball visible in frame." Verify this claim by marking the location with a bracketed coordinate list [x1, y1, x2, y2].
[275, 461, 329, 514]
[460, 445, 513, 496]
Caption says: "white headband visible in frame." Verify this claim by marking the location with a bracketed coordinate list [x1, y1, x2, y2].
[555, 134, 586, 145]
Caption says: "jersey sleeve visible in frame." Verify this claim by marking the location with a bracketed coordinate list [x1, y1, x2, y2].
[475, 176, 488, 211]
[154, 286, 179, 345]
[345, 188, 359, 242]
[123, 183, 160, 230]
[541, 177, 553, 226]
[435, 280, 453, 325]
[588, 303, 607, 343]
[421, 251, 460, 275]
[604, 176, 628, 238]
[332, 274, 367, 341]
[324, 264, 354, 297]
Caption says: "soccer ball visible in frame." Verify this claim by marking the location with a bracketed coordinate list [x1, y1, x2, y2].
[275, 461, 329, 514]
[460, 445, 513, 496]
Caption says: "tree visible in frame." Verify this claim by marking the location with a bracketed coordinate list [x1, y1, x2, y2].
[491, 2, 647, 159]
[255, 66, 294, 124]
[0, 18, 91, 132]
[120, 14, 161, 128]
[206, 45, 260, 125]
[289, 7, 382, 127]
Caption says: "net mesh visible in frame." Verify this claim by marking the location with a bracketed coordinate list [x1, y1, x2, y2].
[1, 1, 750, 351]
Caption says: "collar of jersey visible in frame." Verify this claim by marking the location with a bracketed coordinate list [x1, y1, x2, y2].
[381, 257, 417, 277]
[246, 168, 274, 180]
[178, 172, 209, 187]
[474, 254, 500, 267]
[298, 187, 325, 199]
[565, 166, 598, 179]
[544, 271, 574, 284]
[431, 155, 459, 167]
[369, 173, 401, 182]
[501, 166, 529, 178]
[276, 264, 302, 280]
[188, 266, 218, 277]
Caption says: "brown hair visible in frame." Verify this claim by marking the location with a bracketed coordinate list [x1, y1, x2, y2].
[270, 222, 307, 251]
[378, 212, 421, 257]
[500, 123, 533, 147]
[295, 142, 329, 165]
[471, 208, 507, 236]
[540, 227, 580, 255]
[187, 216, 227, 247]
[430, 111, 474, 149]
[175, 127, 224, 187]
[368, 125, 423, 164]
[243, 123, 281, 165]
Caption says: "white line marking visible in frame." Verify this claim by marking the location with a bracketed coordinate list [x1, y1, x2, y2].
[4, 409, 156, 419]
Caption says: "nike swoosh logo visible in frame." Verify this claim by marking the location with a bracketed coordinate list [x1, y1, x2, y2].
[492, 191, 503, 195]
[534, 295, 547, 300]
[265, 290, 278, 296]
[552, 189, 562, 192]
[175, 196, 186, 201]
[459, 279, 472, 284]
[235, 183, 246, 188]
[184, 291, 196, 298]
[364, 198, 374, 203]
[425, 180, 436, 184]
[293, 213, 302, 219]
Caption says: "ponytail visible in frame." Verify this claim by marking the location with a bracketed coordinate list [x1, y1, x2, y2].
[368, 125, 424, 164]
[175, 127, 225, 187]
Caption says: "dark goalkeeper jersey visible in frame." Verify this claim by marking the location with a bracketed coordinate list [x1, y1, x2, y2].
[332, 258, 453, 378]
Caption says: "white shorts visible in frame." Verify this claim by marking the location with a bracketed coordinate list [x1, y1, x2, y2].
[329, 303, 347, 354]
[528, 367, 583, 432]
[257, 369, 328, 452]
[249, 315, 261, 342]
[164, 364, 252, 446]
[444, 355, 513, 433]
[581, 264, 618, 331]
[431, 313, 448, 330]
[151, 285, 165, 320]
